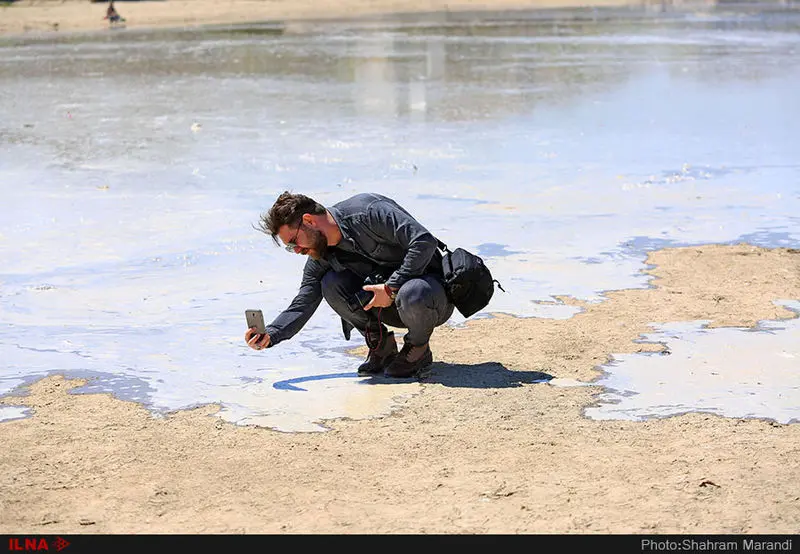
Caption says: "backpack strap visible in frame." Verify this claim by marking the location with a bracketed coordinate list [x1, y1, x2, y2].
[436, 239, 450, 253]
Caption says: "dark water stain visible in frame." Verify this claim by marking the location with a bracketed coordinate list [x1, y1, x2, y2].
[273, 372, 356, 392]
[595, 231, 799, 265]
[1, 368, 158, 412]
[734, 230, 799, 248]
[476, 242, 520, 257]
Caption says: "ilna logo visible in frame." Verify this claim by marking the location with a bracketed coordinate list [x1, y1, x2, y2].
[7, 537, 70, 552]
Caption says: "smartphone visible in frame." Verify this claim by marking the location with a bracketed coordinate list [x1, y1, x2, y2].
[245, 309, 266, 335]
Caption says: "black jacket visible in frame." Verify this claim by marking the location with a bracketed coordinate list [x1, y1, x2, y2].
[264, 193, 443, 346]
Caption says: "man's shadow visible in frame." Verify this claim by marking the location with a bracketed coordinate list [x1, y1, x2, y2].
[271, 362, 551, 391]
[376, 361, 552, 389]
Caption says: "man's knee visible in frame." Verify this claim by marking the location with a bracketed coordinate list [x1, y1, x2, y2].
[396, 278, 436, 312]
[395, 277, 452, 340]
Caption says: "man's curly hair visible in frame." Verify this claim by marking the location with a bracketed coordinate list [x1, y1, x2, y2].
[257, 191, 327, 246]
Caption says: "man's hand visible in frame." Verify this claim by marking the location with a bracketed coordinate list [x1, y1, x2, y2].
[245, 327, 270, 350]
[362, 283, 394, 310]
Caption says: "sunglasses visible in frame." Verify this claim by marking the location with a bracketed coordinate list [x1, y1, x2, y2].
[284, 223, 302, 252]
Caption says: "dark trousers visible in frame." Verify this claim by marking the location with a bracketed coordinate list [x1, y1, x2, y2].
[321, 269, 454, 347]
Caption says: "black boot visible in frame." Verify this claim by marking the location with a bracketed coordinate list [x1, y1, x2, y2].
[357, 331, 398, 375]
[384, 341, 433, 378]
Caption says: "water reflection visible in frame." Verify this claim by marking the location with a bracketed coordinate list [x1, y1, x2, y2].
[3, 9, 800, 126]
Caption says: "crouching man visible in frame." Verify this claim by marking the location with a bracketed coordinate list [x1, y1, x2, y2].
[245, 191, 454, 378]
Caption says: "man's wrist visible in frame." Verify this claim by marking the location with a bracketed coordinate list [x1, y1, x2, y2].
[384, 284, 398, 302]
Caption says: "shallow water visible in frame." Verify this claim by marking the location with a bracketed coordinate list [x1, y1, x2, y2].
[1, 8, 799, 430]
[585, 301, 800, 424]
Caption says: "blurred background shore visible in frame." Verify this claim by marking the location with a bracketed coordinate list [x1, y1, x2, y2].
[0, 0, 767, 37]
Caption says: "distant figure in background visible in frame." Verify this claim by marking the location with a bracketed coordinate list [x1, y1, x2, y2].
[104, 1, 126, 27]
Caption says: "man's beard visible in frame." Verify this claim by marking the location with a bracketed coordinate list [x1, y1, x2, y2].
[304, 226, 329, 260]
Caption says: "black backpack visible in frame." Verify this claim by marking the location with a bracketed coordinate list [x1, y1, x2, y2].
[437, 240, 505, 318]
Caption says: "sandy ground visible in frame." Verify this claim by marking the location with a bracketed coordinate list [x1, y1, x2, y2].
[1, 243, 799, 533]
[3, 0, 798, 536]
[0, 0, 642, 36]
